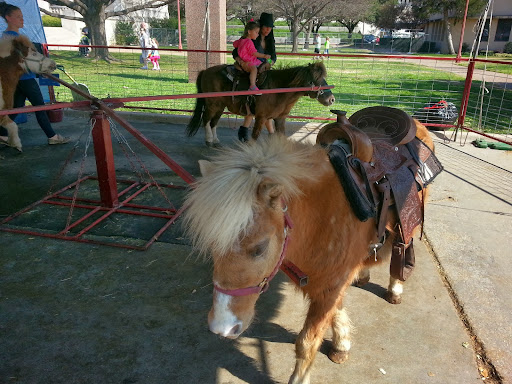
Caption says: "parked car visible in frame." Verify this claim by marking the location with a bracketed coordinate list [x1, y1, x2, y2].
[392, 29, 425, 38]
[362, 34, 380, 44]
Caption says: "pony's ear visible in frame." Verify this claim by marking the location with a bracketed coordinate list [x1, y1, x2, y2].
[257, 181, 283, 209]
[198, 160, 214, 176]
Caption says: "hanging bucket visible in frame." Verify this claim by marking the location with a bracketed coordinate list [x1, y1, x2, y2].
[47, 108, 63, 123]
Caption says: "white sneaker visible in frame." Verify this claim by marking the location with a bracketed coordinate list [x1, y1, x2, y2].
[48, 134, 71, 145]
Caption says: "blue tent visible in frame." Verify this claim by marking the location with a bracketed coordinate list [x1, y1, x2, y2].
[0, 0, 47, 43]
[1, 0, 56, 118]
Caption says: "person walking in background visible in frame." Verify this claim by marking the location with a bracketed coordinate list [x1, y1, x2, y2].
[313, 33, 321, 59]
[0, 2, 70, 147]
[323, 36, 330, 58]
[233, 21, 271, 94]
[78, 27, 90, 57]
[138, 22, 151, 70]
[149, 37, 160, 70]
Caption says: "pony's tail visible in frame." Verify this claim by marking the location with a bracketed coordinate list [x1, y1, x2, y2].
[186, 71, 205, 137]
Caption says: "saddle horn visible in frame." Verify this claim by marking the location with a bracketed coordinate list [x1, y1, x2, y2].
[316, 110, 374, 162]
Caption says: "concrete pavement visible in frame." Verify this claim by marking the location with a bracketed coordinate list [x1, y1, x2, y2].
[1, 112, 510, 383]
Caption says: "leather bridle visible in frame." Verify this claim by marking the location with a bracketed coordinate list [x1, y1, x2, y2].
[16, 48, 47, 74]
[309, 80, 327, 100]
[213, 204, 293, 297]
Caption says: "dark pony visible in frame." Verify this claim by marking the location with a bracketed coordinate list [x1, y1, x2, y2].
[186, 62, 335, 146]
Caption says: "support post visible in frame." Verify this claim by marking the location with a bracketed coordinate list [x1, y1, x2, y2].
[92, 110, 119, 207]
[185, 0, 226, 82]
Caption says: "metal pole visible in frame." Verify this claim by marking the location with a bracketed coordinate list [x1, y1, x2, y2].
[91, 110, 119, 208]
[456, 0, 470, 62]
[455, 60, 475, 140]
[177, 0, 183, 49]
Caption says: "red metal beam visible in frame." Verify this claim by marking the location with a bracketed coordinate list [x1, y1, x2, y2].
[91, 111, 119, 207]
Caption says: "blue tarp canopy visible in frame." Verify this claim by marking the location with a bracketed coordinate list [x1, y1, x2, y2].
[0, 0, 46, 43]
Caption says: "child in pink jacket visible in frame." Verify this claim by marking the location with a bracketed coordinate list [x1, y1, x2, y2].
[233, 21, 271, 93]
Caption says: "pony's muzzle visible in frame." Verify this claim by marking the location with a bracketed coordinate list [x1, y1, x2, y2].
[209, 319, 243, 339]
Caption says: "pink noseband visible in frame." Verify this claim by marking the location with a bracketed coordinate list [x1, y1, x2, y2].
[213, 205, 293, 296]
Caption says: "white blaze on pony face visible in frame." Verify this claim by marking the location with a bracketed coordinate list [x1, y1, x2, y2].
[208, 290, 245, 338]
[207, 187, 286, 339]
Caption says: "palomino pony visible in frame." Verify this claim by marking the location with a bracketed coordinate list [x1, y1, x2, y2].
[186, 62, 335, 146]
[183, 121, 435, 384]
[0, 35, 56, 152]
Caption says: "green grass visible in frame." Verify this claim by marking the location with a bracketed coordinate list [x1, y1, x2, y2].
[472, 61, 512, 75]
[48, 48, 512, 133]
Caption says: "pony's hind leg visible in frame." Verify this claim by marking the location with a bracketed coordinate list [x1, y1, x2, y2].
[329, 307, 352, 364]
[208, 112, 223, 147]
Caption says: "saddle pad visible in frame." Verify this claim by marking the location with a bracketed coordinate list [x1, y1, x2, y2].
[328, 141, 376, 222]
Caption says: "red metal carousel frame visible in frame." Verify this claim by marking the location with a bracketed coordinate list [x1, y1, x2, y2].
[0, 76, 333, 250]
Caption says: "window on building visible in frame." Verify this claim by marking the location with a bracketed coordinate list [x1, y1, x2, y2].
[481, 19, 490, 42]
[495, 19, 512, 42]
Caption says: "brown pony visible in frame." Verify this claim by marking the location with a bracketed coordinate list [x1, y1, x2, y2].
[186, 62, 335, 146]
[0, 35, 56, 152]
[183, 122, 434, 384]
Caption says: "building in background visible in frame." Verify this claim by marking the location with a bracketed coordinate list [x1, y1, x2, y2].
[422, 0, 511, 54]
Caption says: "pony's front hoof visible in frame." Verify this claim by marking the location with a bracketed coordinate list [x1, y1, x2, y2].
[385, 291, 402, 304]
[328, 349, 349, 364]
[205, 141, 214, 148]
[238, 126, 249, 142]
[212, 142, 222, 148]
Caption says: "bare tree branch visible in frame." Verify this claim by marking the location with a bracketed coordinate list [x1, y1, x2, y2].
[106, 0, 173, 18]
[39, 7, 84, 21]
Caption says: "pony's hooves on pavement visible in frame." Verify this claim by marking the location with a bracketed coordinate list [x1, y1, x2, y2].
[213, 142, 222, 148]
[385, 291, 402, 304]
[328, 349, 349, 364]
[205, 141, 214, 147]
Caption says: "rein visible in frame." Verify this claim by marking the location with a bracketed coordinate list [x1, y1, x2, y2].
[213, 204, 294, 297]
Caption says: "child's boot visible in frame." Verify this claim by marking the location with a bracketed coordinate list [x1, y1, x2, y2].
[238, 126, 249, 142]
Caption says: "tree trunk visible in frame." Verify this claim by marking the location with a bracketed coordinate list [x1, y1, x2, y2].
[291, 21, 300, 53]
[443, 9, 455, 55]
[86, 3, 114, 61]
[304, 19, 313, 50]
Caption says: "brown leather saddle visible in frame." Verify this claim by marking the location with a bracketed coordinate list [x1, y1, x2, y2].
[318, 107, 443, 281]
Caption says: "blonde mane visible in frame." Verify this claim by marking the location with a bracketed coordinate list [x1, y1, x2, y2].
[183, 136, 323, 258]
[0, 35, 32, 58]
